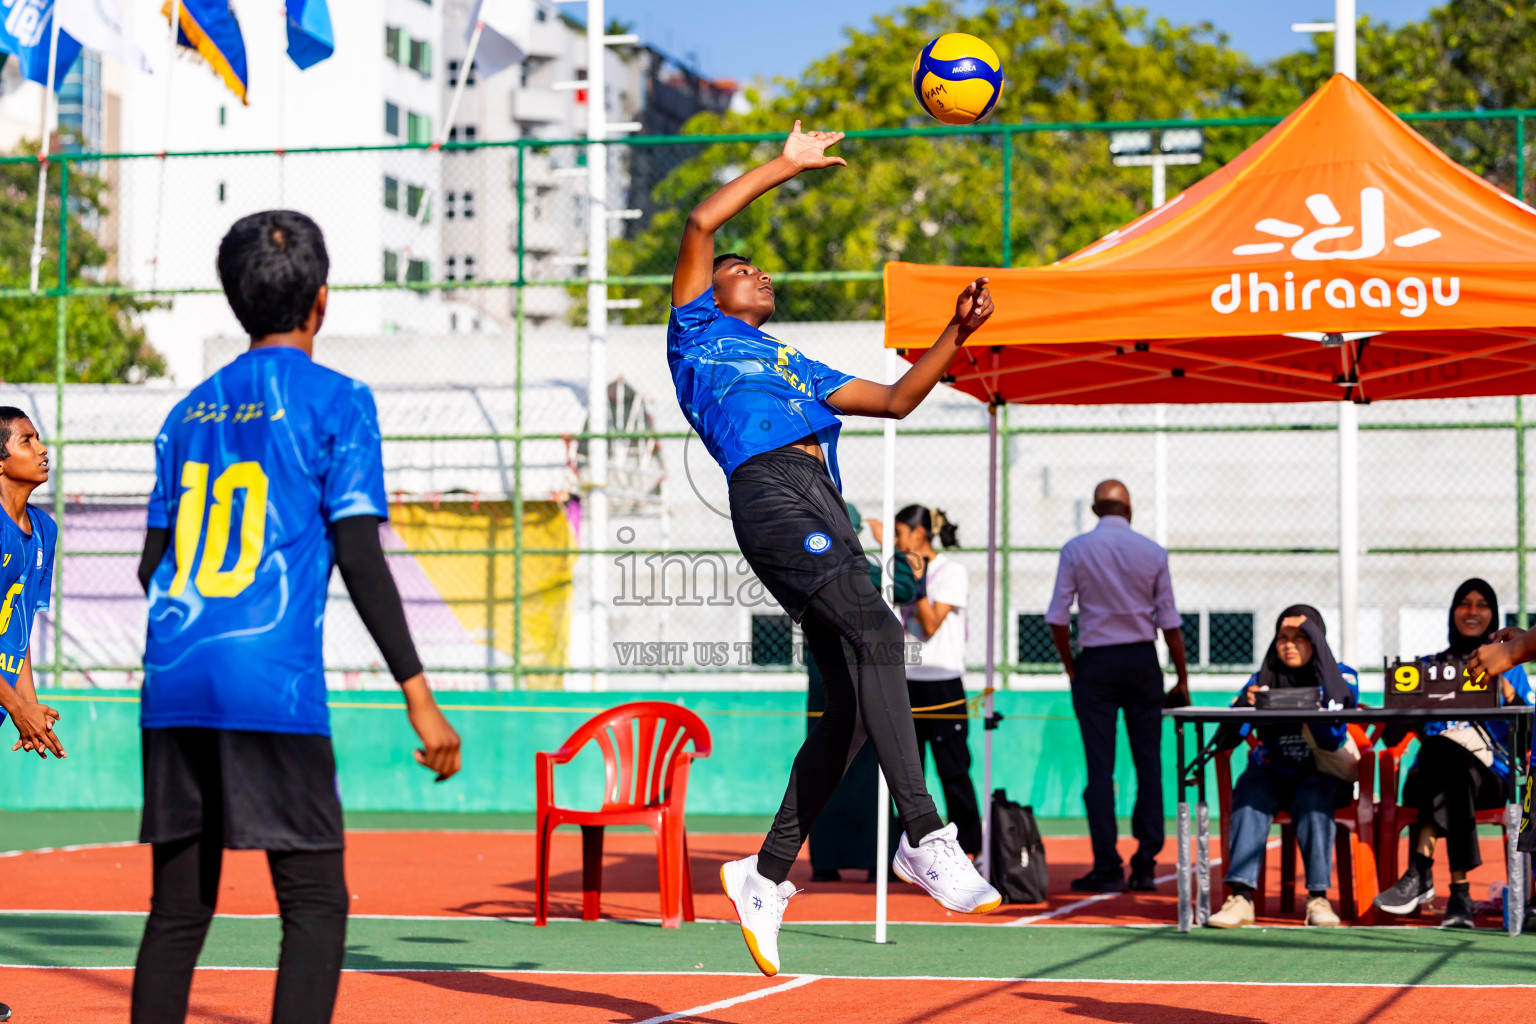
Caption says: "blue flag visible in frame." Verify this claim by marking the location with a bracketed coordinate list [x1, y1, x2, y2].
[0, 1, 83, 90]
[173, 0, 248, 104]
[285, 0, 332, 70]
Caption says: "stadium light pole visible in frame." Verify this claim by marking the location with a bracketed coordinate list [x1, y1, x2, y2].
[576, 0, 640, 688]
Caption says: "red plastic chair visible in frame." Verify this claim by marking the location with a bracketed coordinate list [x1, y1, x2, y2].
[535, 701, 712, 929]
[1216, 723, 1379, 922]
[1376, 734, 1511, 912]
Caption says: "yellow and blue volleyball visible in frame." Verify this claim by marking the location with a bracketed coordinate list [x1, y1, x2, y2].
[911, 33, 1003, 125]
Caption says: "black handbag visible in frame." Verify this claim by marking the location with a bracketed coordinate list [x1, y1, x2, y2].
[1255, 686, 1320, 711]
[988, 789, 1049, 905]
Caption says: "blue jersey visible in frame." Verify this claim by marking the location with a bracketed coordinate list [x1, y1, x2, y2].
[668, 287, 856, 488]
[0, 507, 56, 727]
[143, 347, 389, 736]
[1422, 663, 1532, 780]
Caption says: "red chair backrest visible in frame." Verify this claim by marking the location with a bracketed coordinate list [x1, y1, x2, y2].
[561, 701, 713, 811]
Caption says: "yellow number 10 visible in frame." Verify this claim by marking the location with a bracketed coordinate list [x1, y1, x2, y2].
[169, 461, 270, 598]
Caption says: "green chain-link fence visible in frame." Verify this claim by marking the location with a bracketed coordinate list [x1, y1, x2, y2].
[1, 108, 1533, 693]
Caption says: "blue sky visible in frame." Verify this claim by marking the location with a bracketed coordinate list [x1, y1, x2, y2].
[605, 1, 1438, 84]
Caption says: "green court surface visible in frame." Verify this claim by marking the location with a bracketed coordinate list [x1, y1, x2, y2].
[1, 914, 1533, 985]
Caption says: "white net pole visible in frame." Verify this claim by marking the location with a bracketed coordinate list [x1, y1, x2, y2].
[874, 345, 897, 943]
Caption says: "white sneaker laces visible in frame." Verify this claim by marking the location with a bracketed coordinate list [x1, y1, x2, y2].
[928, 833, 975, 883]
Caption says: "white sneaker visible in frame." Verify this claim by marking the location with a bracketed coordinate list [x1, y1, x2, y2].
[891, 822, 1003, 914]
[1206, 892, 1255, 929]
[720, 855, 796, 976]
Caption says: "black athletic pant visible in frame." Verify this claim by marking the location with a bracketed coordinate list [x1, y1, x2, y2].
[1071, 641, 1165, 873]
[757, 572, 945, 883]
[909, 675, 983, 855]
[1404, 734, 1508, 873]
[131, 835, 349, 1024]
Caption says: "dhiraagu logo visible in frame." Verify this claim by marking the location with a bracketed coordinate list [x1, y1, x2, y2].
[804, 532, 832, 555]
[1213, 187, 1458, 319]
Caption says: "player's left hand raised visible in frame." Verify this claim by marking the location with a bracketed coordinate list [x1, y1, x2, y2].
[781, 120, 847, 171]
[401, 674, 462, 782]
[953, 277, 994, 335]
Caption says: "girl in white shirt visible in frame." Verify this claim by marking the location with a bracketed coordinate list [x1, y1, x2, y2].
[890, 505, 981, 856]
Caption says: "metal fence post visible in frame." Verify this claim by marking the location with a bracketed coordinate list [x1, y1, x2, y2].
[1519, 396, 1529, 628]
[513, 142, 526, 690]
[1000, 128, 1013, 269]
[1518, 116, 1527, 203]
[52, 157, 69, 687]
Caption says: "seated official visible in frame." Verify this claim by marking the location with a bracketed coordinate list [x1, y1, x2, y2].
[1208, 604, 1359, 930]
[1375, 578, 1531, 928]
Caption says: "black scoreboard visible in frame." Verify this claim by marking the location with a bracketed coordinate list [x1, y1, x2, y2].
[1383, 654, 1498, 709]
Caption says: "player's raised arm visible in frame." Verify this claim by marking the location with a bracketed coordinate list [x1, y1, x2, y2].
[672, 120, 846, 307]
[828, 277, 994, 419]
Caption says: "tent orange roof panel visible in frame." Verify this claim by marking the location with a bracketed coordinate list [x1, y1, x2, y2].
[883, 75, 1536, 404]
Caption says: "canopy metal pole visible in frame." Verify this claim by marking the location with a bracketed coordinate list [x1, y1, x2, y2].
[27, 14, 63, 295]
[1336, 0, 1360, 665]
[979, 402, 999, 880]
[875, 345, 897, 944]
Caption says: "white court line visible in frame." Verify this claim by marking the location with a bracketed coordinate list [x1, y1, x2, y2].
[0, 964, 1530, 990]
[630, 974, 821, 1024]
[0, 840, 139, 858]
[1008, 837, 1280, 925]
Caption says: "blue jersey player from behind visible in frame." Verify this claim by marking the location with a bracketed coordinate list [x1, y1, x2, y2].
[131, 211, 462, 1024]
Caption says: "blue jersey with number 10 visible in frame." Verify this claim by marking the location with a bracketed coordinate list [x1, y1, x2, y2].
[143, 347, 389, 736]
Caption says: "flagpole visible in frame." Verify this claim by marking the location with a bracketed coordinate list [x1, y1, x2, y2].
[150, 0, 183, 296]
[412, 19, 484, 234]
[28, 14, 64, 295]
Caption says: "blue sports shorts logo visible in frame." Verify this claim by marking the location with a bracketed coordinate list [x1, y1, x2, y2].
[804, 532, 832, 554]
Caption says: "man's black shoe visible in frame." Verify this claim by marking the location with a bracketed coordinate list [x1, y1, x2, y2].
[809, 868, 842, 883]
[1374, 865, 1435, 915]
[1128, 866, 1158, 892]
[1071, 868, 1128, 893]
[0, 1001, 10, 1022]
[1440, 889, 1477, 929]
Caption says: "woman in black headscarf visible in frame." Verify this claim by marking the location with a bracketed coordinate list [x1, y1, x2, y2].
[1374, 579, 1531, 928]
[1207, 605, 1359, 930]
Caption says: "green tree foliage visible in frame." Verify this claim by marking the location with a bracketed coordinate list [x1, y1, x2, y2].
[607, 0, 1532, 325]
[0, 147, 165, 383]
[609, 0, 1269, 322]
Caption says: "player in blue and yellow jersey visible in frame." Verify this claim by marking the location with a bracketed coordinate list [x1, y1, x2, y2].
[0, 408, 64, 761]
[670, 123, 1001, 978]
[130, 211, 461, 1024]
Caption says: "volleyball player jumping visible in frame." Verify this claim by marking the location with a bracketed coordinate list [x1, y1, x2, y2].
[668, 121, 1000, 977]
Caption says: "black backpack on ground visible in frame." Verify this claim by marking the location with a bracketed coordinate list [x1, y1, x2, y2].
[988, 788, 1049, 905]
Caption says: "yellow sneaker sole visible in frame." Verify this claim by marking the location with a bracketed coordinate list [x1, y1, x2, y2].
[720, 864, 779, 977]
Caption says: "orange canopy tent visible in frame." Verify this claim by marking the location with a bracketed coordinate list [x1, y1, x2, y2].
[884, 74, 1536, 406]
[877, 75, 1536, 910]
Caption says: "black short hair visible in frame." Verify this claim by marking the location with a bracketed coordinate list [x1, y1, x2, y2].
[713, 252, 751, 272]
[216, 210, 330, 339]
[0, 407, 34, 460]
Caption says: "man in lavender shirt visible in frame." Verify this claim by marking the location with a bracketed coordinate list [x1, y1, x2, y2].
[1047, 480, 1189, 893]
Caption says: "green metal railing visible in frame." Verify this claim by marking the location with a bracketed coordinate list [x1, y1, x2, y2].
[5, 107, 1533, 686]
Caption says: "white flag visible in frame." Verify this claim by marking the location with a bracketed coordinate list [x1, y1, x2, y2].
[467, 0, 532, 80]
[56, 0, 153, 73]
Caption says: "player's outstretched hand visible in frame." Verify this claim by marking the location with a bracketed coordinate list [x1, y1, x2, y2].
[9, 701, 64, 759]
[401, 674, 462, 782]
[782, 120, 847, 171]
[953, 277, 994, 336]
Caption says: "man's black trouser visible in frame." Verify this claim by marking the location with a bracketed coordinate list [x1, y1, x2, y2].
[756, 572, 945, 883]
[1071, 641, 1165, 873]
[909, 675, 983, 855]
